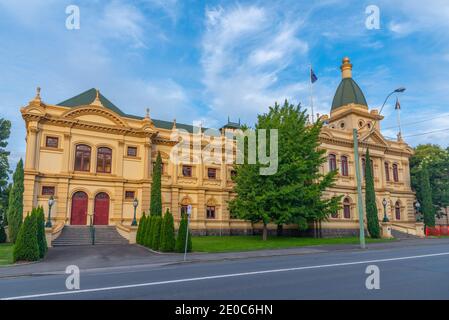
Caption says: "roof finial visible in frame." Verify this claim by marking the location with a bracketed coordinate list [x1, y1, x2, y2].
[36, 87, 41, 99]
[145, 108, 150, 119]
[340, 57, 352, 79]
[91, 88, 104, 107]
[172, 118, 177, 130]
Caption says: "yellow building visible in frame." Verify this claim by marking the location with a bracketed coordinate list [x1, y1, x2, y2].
[20, 57, 419, 241]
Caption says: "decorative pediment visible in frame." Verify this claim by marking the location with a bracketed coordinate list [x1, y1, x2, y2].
[360, 130, 388, 147]
[61, 106, 128, 127]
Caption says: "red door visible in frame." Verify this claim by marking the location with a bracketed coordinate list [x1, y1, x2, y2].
[71, 191, 88, 225]
[94, 192, 109, 225]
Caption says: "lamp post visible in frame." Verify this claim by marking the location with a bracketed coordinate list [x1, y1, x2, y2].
[353, 87, 406, 249]
[131, 198, 139, 226]
[46, 196, 55, 228]
[415, 201, 421, 222]
[382, 198, 389, 222]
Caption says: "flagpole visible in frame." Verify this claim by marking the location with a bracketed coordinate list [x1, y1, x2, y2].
[310, 63, 315, 123]
[396, 98, 402, 139]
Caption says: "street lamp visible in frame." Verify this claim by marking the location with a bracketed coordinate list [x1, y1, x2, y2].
[382, 198, 389, 222]
[353, 87, 406, 249]
[46, 195, 55, 228]
[415, 201, 422, 222]
[131, 198, 139, 226]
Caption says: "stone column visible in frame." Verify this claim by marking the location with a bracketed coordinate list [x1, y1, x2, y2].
[380, 222, 393, 239]
[143, 141, 151, 179]
[117, 141, 124, 177]
[62, 133, 71, 173]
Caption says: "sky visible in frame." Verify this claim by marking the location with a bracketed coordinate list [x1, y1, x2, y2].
[1, 0, 449, 172]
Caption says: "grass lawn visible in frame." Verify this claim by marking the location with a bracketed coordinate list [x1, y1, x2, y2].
[0, 243, 14, 266]
[192, 236, 393, 253]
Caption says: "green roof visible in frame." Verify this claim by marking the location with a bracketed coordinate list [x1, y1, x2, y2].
[331, 78, 368, 111]
[57, 88, 212, 133]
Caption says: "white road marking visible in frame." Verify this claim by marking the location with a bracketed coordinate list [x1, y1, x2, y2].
[2, 251, 449, 300]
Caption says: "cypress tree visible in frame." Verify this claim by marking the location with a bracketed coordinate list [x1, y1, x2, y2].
[144, 215, 153, 247]
[364, 149, 380, 238]
[151, 216, 162, 251]
[421, 166, 435, 228]
[36, 207, 47, 258]
[7, 159, 24, 243]
[13, 212, 39, 262]
[150, 152, 162, 216]
[160, 209, 175, 252]
[136, 212, 146, 245]
[175, 215, 192, 253]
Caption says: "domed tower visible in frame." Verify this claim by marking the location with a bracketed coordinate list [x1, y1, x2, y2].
[326, 57, 382, 132]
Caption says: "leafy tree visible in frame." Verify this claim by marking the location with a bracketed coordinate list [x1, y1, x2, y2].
[228, 100, 341, 240]
[151, 216, 162, 251]
[420, 166, 435, 228]
[150, 152, 162, 216]
[0, 119, 11, 207]
[136, 212, 146, 245]
[36, 207, 47, 258]
[0, 220, 6, 243]
[175, 214, 191, 253]
[7, 159, 24, 243]
[144, 215, 153, 247]
[159, 209, 175, 252]
[410, 144, 449, 214]
[0, 183, 11, 226]
[13, 212, 39, 262]
[364, 149, 380, 238]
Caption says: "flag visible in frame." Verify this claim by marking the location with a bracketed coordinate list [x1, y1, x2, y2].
[310, 68, 318, 83]
[395, 97, 401, 110]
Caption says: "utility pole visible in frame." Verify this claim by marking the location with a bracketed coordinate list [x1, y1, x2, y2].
[353, 129, 366, 249]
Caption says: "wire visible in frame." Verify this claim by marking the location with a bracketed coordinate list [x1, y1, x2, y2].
[382, 112, 449, 131]
[402, 127, 449, 138]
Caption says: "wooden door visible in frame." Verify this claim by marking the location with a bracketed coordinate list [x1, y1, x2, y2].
[70, 191, 88, 225]
[94, 192, 109, 225]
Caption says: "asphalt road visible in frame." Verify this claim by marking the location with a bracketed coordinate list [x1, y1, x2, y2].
[1, 241, 449, 300]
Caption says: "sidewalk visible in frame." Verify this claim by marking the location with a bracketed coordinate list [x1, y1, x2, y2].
[1, 237, 448, 279]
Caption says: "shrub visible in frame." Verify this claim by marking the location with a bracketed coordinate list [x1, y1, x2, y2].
[36, 207, 47, 258]
[175, 215, 192, 253]
[159, 209, 175, 252]
[144, 215, 153, 247]
[7, 159, 24, 243]
[151, 216, 162, 251]
[136, 212, 146, 244]
[13, 212, 39, 262]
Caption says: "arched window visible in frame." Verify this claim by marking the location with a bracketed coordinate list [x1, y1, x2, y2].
[329, 154, 337, 171]
[393, 164, 399, 182]
[74, 144, 91, 172]
[395, 201, 401, 220]
[343, 197, 351, 219]
[341, 156, 349, 176]
[97, 147, 112, 173]
[331, 210, 339, 219]
[384, 162, 390, 182]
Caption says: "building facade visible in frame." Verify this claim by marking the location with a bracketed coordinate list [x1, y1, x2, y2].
[20, 57, 416, 237]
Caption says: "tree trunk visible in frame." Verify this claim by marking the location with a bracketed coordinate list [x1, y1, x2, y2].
[276, 224, 283, 237]
[262, 223, 268, 241]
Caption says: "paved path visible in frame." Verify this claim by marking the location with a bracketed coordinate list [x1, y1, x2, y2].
[1, 239, 449, 299]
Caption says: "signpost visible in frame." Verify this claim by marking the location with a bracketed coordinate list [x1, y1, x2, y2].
[184, 205, 192, 261]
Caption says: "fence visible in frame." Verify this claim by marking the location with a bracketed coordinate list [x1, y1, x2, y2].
[426, 226, 449, 236]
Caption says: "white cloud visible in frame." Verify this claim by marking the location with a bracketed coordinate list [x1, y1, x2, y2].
[201, 4, 310, 123]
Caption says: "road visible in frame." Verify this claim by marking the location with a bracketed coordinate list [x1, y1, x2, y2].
[1, 241, 449, 300]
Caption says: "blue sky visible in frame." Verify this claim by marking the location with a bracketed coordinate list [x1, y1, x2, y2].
[1, 0, 449, 171]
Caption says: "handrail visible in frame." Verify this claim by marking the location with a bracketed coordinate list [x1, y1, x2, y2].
[89, 214, 95, 245]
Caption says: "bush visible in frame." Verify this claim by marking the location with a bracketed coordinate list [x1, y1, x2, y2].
[13, 212, 39, 262]
[0, 222, 6, 243]
[159, 209, 175, 252]
[144, 215, 153, 247]
[7, 159, 24, 243]
[36, 207, 47, 258]
[151, 216, 162, 251]
[136, 212, 146, 244]
[175, 215, 192, 253]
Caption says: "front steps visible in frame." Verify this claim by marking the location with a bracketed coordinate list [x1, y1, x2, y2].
[52, 226, 128, 246]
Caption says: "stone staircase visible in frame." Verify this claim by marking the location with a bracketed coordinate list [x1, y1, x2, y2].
[391, 229, 421, 240]
[52, 226, 128, 246]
